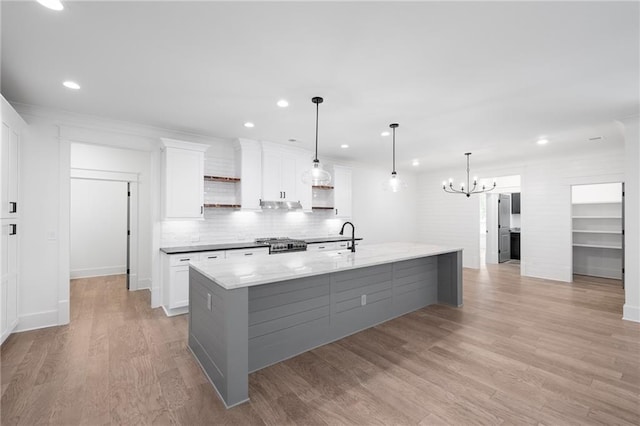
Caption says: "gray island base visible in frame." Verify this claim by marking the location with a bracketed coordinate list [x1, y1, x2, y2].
[187, 243, 462, 408]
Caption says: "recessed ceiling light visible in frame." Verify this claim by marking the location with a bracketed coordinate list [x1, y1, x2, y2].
[537, 138, 549, 145]
[288, 138, 297, 142]
[37, 0, 64, 11]
[62, 80, 80, 90]
[244, 122, 255, 128]
[381, 131, 390, 137]
[412, 159, 420, 166]
[277, 99, 289, 108]
[340, 144, 349, 149]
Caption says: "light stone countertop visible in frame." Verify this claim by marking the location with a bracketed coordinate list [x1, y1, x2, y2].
[189, 242, 462, 290]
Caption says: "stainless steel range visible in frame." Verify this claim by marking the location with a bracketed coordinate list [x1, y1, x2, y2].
[255, 237, 307, 254]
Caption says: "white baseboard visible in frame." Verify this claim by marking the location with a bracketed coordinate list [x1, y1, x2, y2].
[15, 309, 59, 332]
[151, 286, 161, 308]
[1, 318, 18, 345]
[521, 261, 572, 283]
[623, 304, 640, 323]
[70, 265, 126, 279]
[58, 299, 70, 326]
[137, 277, 152, 290]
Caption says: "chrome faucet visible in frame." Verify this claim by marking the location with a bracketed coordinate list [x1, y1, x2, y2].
[339, 221, 356, 252]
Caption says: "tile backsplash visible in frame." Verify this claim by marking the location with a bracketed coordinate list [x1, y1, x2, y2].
[161, 153, 344, 247]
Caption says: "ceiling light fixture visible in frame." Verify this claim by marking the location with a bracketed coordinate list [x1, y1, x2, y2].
[62, 80, 80, 90]
[277, 99, 289, 108]
[340, 144, 349, 149]
[381, 131, 390, 137]
[443, 153, 495, 198]
[412, 159, 420, 167]
[537, 138, 549, 145]
[244, 122, 255, 128]
[37, 0, 64, 11]
[385, 123, 407, 193]
[301, 97, 331, 186]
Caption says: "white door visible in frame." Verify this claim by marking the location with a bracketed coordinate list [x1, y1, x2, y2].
[485, 193, 499, 264]
[498, 194, 511, 262]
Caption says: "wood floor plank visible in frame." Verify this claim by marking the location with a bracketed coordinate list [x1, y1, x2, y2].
[0, 267, 638, 425]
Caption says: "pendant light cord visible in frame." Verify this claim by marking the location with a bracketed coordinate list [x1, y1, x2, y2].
[466, 152, 470, 191]
[314, 100, 319, 162]
[392, 126, 396, 174]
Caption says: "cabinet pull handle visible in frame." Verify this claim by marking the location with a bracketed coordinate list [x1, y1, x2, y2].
[180, 258, 190, 262]
[319, 246, 325, 249]
[201, 205, 204, 214]
[244, 253, 253, 256]
[208, 256, 218, 259]
[9, 202, 17, 213]
[9, 224, 17, 235]
[283, 191, 286, 199]
[335, 208, 338, 215]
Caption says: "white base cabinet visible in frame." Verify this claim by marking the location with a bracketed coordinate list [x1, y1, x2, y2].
[161, 247, 269, 316]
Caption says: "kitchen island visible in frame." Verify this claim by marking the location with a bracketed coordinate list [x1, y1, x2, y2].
[188, 242, 463, 408]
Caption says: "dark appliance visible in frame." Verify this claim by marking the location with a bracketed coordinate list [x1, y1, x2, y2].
[255, 237, 307, 254]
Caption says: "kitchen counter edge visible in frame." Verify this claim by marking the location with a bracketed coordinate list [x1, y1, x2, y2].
[160, 237, 363, 254]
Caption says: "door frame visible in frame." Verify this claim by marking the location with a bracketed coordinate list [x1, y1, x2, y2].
[70, 168, 140, 290]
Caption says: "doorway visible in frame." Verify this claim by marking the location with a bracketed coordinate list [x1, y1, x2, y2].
[69, 169, 139, 291]
[482, 175, 521, 269]
[571, 182, 624, 285]
[70, 179, 128, 283]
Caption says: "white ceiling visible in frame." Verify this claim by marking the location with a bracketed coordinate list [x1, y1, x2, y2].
[1, 1, 638, 172]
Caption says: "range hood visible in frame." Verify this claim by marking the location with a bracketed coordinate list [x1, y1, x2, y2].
[259, 200, 303, 210]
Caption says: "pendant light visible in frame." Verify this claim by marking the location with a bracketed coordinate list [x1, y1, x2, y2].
[442, 152, 496, 197]
[384, 123, 407, 192]
[302, 97, 331, 186]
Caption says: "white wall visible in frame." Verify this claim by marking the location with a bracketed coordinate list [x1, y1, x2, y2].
[417, 148, 625, 279]
[622, 116, 639, 322]
[351, 164, 419, 244]
[70, 179, 127, 278]
[162, 155, 420, 247]
[572, 182, 622, 203]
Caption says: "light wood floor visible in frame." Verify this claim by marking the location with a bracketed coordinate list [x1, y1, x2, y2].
[2, 266, 639, 425]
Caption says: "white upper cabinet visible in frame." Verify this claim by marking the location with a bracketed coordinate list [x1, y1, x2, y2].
[1, 97, 24, 220]
[333, 165, 352, 218]
[161, 138, 209, 220]
[261, 142, 311, 206]
[234, 139, 262, 211]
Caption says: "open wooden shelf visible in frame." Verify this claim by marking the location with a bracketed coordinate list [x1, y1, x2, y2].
[312, 206, 334, 210]
[312, 185, 334, 190]
[204, 204, 241, 209]
[204, 175, 241, 183]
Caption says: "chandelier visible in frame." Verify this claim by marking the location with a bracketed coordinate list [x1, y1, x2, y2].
[442, 152, 495, 197]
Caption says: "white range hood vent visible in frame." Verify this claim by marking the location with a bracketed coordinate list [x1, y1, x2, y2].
[259, 200, 303, 210]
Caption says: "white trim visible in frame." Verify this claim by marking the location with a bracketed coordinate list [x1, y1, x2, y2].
[70, 168, 139, 182]
[15, 309, 59, 332]
[70, 266, 126, 279]
[162, 304, 188, 317]
[137, 278, 152, 290]
[160, 137, 210, 152]
[623, 304, 640, 323]
[58, 136, 71, 326]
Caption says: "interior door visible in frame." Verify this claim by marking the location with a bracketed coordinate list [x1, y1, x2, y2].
[498, 193, 511, 262]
